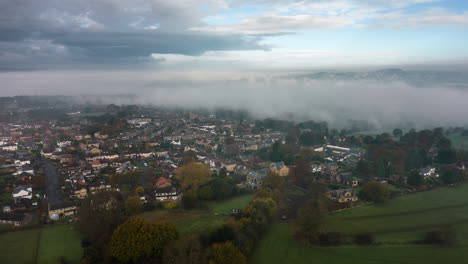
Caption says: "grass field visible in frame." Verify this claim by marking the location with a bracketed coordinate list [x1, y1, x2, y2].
[37, 225, 83, 264]
[140, 194, 253, 236]
[0, 228, 41, 264]
[139, 210, 231, 236]
[448, 133, 468, 151]
[207, 194, 254, 214]
[0, 224, 82, 264]
[251, 223, 468, 264]
[252, 184, 468, 264]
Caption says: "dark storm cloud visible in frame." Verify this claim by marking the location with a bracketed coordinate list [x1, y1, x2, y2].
[0, 0, 267, 70]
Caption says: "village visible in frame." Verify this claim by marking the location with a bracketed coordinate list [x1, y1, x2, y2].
[0, 104, 374, 227]
[2, 102, 463, 231]
[2, 102, 468, 264]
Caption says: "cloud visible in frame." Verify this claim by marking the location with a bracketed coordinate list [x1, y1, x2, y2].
[0, 0, 266, 70]
[190, 14, 354, 34]
[0, 0, 466, 71]
[365, 8, 468, 29]
[2, 69, 468, 128]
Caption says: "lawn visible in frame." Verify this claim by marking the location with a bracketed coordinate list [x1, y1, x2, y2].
[0, 228, 41, 264]
[0, 224, 82, 264]
[327, 184, 468, 243]
[37, 224, 83, 264]
[448, 133, 468, 151]
[251, 223, 468, 264]
[252, 184, 468, 264]
[138, 210, 231, 236]
[139, 195, 253, 236]
[207, 194, 254, 214]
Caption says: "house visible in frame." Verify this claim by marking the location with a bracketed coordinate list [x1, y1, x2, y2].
[87, 146, 101, 155]
[70, 188, 87, 199]
[14, 166, 34, 176]
[155, 187, 181, 201]
[326, 189, 358, 203]
[0, 213, 27, 226]
[48, 201, 78, 219]
[156, 177, 172, 189]
[89, 184, 114, 194]
[12, 185, 32, 201]
[341, 175, 359, 187]
[91, 160, 108, 170]
[221, 161, 237, 172]
[326, 145, 351, 154]
[1, 144, 18, 151]
[269, 161, 289, 177]
[418, 167, 439, 178]
[246, 170, 267, 189]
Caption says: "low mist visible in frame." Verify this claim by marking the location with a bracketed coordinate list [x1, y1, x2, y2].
[2, 70, 468, 129]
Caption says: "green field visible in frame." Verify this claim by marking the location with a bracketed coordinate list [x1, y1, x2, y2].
[0, 228, 41, 264]
[207, 194, 254, 214]
[139, 195, 253, 236]
[252, 184, 468, 264]
[37, 225, 83, 264]
[448, 133, 468, 151]
[0, 224, 82, 264]
[139, 210, 231, 236]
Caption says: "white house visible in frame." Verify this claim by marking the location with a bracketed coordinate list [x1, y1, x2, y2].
[12, 185, 32, 201]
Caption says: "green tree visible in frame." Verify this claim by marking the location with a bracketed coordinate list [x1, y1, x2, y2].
[76, 191, 125, 251]
[124, 195, 143, 215]
[393, 128, 403, 138]
[197, 184, 215, 200]
[262, 172, 284, 190]
[175, 162, 211, 191]
[207, 241, 247, 264]
[441, 169, 463, 184]
[295, 198, 328, 244]
[358, 181, 390, 203]
[407, 170, 424, 186]
[211, 179, 233, 200]
[109, 218, 178, 263]
[163, 236, 206, 264]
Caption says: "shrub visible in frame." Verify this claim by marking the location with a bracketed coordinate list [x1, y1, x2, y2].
[319, 232, 343, 246]
[354, 233, 374, 245]
[422, 230, 456, 245]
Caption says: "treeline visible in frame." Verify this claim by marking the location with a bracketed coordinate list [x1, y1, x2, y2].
[354, 128, 468, 186]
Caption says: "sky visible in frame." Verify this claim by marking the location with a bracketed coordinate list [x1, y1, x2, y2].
[0, 0, 467, 72]
[1, 0, 468, 127]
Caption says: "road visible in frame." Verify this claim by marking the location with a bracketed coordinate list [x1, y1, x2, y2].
[41, 159, 64, 205]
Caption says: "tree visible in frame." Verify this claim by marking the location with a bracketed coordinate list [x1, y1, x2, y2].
[358, 181, 390, 203]
[163, 236, 206, 264]
[76, 191, 126, 251]
[262, 172, 284, 190]
[210, 179, 233, 200]
[295, 198, 328, 244]
[109, 218, 178, 263]
[354, 233, 375, 245]
[441, 169, 463, 184]
[393, 128, 403, 138]
[207, 241, 247, 264]
[289, 159, 311, 186]
[175, 162, 211, 191]
[135, 186, 144, 195]
[407, 170, 424, 187]
[125, 195, 143, 215]
[422, 229, 456, 245]
[197, 184, 215, 200]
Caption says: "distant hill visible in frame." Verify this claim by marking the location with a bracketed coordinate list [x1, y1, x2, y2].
[288, 68, 468, 88]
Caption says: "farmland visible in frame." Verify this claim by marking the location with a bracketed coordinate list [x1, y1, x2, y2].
[0, 224, 82, 264]
[448, 133, 468, 151]
[140, 194, 254, 236]
[252, 184, 468, 264]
